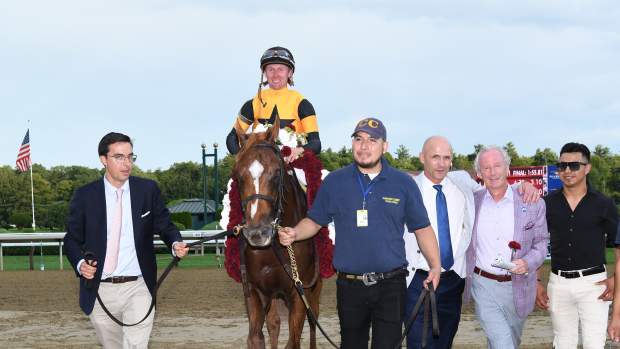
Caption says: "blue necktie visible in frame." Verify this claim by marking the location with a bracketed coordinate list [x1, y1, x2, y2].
[433, 184, 454, 270]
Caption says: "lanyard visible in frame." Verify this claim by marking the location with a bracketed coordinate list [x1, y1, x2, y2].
[356, 172, 376, 209]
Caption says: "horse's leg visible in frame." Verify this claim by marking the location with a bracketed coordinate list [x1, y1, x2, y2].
[265, 298, 281, 349]
[307, 278, 323, 349]
[284, 288, 309, 349]
[246, 288, 267, 349]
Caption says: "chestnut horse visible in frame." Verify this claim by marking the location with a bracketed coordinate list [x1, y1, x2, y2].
[232, 118, 322, 349]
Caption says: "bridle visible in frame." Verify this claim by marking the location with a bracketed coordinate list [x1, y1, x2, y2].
[237, 142, 286, 235]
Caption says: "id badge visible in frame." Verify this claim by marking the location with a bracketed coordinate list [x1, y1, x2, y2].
[357, 209, 368, 227]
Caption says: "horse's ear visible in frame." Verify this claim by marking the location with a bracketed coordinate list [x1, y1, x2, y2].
[235, 126, 250, 148]
[267, 116, 280, 142]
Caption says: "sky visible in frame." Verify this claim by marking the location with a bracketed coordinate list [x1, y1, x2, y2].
[1, 0, 619, 171]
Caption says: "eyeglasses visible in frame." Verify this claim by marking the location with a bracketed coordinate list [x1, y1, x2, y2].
[108, 154, 137, 163]
[557, 161, 587, 172]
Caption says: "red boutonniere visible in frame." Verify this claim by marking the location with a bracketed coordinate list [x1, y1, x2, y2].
[286, 124, 296, 132]
[281, 145, 292, 157]
[508, 240, 521, 260]
[508, 241, 521, 250]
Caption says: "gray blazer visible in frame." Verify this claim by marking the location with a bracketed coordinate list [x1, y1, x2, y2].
[464, 186, 549, 318]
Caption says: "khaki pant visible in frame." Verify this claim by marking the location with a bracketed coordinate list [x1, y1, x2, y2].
[89, 277, 154, 349]
[548, 271, 610, 349]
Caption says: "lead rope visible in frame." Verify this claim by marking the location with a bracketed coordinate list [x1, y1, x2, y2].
[270, 225, 340, 349]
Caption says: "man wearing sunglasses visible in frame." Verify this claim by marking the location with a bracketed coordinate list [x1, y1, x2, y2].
[536, 142, 619, 349]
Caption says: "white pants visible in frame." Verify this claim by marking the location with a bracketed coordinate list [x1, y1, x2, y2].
[89, 277, 154, 349]
[548, 271, 610, 349]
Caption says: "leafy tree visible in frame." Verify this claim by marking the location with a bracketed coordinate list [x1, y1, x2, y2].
[9, 210, 31, 228]
[467, 144, 485, 162]
[153, 162, 202, 203]
[531, 148, 558, 166]
[594, 145, 611, 158]
[170, 212, 192, 230]
[503, 142, 530, 166]
[452, 153, 472, 171]
[1, 140, 617, 231]
[589, 155, 612, 193]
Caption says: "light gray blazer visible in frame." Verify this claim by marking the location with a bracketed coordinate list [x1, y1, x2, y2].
[464, 187, 549, 318]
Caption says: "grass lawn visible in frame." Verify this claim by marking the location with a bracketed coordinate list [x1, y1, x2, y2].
[0, 253, 223, 271]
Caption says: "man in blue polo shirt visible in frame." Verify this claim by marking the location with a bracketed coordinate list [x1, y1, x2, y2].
[279, 117, 441, 349]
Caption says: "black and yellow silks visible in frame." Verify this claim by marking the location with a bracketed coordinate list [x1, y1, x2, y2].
[226, 88, 321, 155]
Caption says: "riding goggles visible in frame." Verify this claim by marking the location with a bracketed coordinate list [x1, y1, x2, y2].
[261, 49, 294, 62]
[557, 161, 588, 172]
[260, 49, 295, 71]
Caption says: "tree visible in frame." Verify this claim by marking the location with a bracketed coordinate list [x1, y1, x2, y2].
[392, 145, 417, 170]
[153, 162, 202, 203]
[452, 153, 472, 171]
[594, 145, 611, 158]
[503, 142, 530, 166]
[589, 154, 612, 194]
[531, 148, 558, 166]
[9, 210, 31, 228]
[467, 144, 484, 162]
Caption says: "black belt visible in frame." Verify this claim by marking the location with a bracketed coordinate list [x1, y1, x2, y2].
[338, 267, 408, 286]
[101, 276, 139, 284]
[552, 265, 605, 279]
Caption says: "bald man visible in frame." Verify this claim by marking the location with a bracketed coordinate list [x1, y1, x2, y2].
[403, 136, 539, 349]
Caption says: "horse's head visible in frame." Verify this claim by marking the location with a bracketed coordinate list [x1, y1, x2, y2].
[233, 117, 284, 247]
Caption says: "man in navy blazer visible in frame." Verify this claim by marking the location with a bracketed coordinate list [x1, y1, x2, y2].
[64, 132, 188, 349]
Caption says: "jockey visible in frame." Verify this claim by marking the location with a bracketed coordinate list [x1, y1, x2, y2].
[225, 46, 321, 163]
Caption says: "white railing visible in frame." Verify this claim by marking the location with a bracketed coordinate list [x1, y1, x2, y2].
[0, 230, 227, 271]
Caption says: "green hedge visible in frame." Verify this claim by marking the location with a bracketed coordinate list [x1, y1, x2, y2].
[170, 212, 192, 229]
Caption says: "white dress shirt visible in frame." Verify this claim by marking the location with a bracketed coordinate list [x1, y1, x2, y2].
[411, 174, 467, 277]
[475, 187, 514, 275]
[102, 177, 142, 278]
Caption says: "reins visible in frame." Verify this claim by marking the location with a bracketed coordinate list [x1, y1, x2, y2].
[91, 229, 235, 327]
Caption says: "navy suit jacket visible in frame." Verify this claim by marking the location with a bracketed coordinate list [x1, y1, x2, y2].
[64, 176, 182, 315]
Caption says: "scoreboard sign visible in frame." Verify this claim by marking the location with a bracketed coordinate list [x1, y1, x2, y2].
[507, 166, 548, 197]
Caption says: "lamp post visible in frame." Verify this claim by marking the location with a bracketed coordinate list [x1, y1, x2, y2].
[201, 143, 219, 226]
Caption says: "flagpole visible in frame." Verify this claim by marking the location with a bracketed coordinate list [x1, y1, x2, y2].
[29, 159, 36, 231]
[25, 122, 43, 270]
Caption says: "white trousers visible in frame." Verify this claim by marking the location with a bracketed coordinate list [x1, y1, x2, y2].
[548, 271, 610, 349]
[89, 277, 154, 349]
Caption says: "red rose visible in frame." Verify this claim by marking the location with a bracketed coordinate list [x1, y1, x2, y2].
[287, 124, 296, 132]
[508, 241, 521, 250]
[281, 146, 292, 157]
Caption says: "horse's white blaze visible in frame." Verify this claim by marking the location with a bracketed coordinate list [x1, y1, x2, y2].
[249, 160, 264, 219]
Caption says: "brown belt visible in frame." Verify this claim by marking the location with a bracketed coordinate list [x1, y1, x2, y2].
[101, 276, 139, 284]
[474, 267, 511, 282]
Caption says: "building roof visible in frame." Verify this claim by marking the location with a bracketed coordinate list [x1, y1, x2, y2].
[168, 199, 215, 214]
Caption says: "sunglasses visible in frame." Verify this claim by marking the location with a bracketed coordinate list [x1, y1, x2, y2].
[557, 161, 588, 172]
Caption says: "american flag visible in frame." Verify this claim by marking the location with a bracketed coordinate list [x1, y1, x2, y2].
[16, 130, 31, 172]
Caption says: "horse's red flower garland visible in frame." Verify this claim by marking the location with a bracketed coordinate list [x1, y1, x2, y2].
[280, 146, 292, 157]
[224, 150, 335, 282]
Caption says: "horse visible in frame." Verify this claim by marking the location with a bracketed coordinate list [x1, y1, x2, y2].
[232, 117, 322, 349]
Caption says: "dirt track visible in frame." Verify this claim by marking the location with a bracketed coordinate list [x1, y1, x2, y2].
[0, 268, 562, 348]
